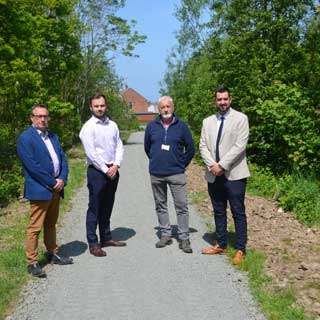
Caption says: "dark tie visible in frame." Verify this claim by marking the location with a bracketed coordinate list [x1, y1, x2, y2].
[216, 116, 224, 162]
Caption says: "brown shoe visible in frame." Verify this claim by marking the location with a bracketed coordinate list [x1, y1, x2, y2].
[89, 246, 106, 257]
[101, 240, 126, 247]
[232, 250, 245, 265]
[201, 244, 228, 255]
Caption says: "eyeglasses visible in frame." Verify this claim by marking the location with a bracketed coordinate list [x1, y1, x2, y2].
[32, 115, 49, 119]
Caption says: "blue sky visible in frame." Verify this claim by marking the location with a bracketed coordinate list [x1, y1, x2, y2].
[115, 0, 181, 102]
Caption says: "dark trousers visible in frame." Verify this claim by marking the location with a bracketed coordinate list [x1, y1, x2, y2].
[208, 176, 247, 252]
[86, 166, 119, 248]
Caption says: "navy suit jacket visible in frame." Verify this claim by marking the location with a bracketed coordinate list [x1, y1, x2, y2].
[17, 126, 68, 200]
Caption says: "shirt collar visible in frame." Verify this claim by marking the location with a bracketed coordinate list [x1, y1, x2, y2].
[92, 115, 109, 124]
[33, 125, 48, 138]
[216, 108, 231, 120]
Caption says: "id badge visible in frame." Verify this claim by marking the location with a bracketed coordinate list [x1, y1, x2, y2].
[161, 144, 170, 151]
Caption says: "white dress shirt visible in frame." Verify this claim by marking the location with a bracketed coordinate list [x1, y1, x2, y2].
[79, 116, 124, 173]
[37, 129, 60, 178]
[216, 109, 230, 136]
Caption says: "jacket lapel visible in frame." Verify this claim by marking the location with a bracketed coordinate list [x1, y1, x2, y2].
[30, 126, 51, 158]
[211, 115, 219, 150]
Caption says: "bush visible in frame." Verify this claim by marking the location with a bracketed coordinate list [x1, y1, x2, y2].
[247, 82, 320, 175]
[247, 163, 278, 199]
[277, 173, 320, 226]
[247, 163, 320, 226]
[0, 163, 23, 206]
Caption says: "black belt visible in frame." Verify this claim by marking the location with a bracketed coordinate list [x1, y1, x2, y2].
[88, 164, 113, 169]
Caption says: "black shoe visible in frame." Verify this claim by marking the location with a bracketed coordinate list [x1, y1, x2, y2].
[179, 239, 193, 253]
[155, 237, 173, 248]
[27, 263, 46, 278]
[47, 253, 73, 265]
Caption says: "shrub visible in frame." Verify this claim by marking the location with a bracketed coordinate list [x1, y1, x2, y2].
[0, 163, 23, 206]
[277, 173, 320, 226]
[247, 163, 278, 199]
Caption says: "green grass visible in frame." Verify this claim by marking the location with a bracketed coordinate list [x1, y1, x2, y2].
[247, 163, 278, 199]
[202, 221, 314, 320]
[188, 190, 207, 204]
[120, 130, 132, 144]
[0, 146, 86, 320]
[235, 249, 313, 320]
[59, 158, 87, 216]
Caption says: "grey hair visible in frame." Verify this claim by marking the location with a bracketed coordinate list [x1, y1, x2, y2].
[158, 96, 174, 107]
[30, 104, 49, 116]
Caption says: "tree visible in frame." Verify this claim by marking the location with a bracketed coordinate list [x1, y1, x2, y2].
[162, 0, 320, 175]
[0, 0, 145, 203]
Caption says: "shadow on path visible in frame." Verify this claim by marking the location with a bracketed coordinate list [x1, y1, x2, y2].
[124, 141, 144, 146]
[154, 225, 198, 241]
[202, 231, 237, 248]
[59, 240, 88, 257]
[111, 227, 136, 241]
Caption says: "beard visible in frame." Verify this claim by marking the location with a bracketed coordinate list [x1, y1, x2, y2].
[218, 105, 230, 114]
[161, 113, 173, 119]
[92, 111, 106, 119]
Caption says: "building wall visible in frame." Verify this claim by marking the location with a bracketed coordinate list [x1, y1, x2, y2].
[135, 114, 158, 123]
[121, 88, 158, 123]
[121, 88, 149, 113]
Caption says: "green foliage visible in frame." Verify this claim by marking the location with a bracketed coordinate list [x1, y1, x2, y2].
[247, 163, 277, 199]
[0, 166, 23, 206]
[47, 98, 79, 148]
[247, 163, 320, 226]
[277, 173, 320, 226]
[0, 0, 145, 205]
[246, 82, 320, 175]
[105, 92, 140, 131]
[0, 125, 23, 205]
[163, 0, 320, 184]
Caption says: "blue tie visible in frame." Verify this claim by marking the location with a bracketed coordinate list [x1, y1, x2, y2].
[216, 116, 224, 162]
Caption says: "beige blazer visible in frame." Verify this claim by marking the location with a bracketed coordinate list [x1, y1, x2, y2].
[199, 108, 250, 183]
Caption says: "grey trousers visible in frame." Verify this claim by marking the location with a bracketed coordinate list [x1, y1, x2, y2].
[150, 173, 190, 240]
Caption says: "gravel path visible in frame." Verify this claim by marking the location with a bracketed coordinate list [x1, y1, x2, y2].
[7, 132, 266, 320]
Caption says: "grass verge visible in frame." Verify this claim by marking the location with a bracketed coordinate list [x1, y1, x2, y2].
[0, 146, 86, 320]
[200, 219, 314, 320]
[189, 186, 315, 320]
[232, 248, 313, 320]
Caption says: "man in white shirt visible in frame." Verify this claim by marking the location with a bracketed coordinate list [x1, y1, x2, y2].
[79, 93, 126, 257]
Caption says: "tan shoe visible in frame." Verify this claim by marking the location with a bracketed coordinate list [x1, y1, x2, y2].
[201, 244, 228, 255]
[232, 250, 245, 265]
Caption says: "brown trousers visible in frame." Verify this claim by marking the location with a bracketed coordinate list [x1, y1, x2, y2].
[26, 192, 60, 264]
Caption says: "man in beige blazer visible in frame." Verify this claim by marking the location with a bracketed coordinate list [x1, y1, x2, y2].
[199, 86, 250, 264]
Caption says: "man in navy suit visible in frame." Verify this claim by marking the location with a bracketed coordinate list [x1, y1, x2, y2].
[17, 104, 73, 277]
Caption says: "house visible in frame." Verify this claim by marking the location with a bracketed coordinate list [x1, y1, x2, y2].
[120, 88, 158, 123]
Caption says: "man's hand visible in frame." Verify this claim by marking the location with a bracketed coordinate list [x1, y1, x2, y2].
[106, 165, 119, 179]
[209, 163, 224, 176]
[53, 179, 65, 192]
